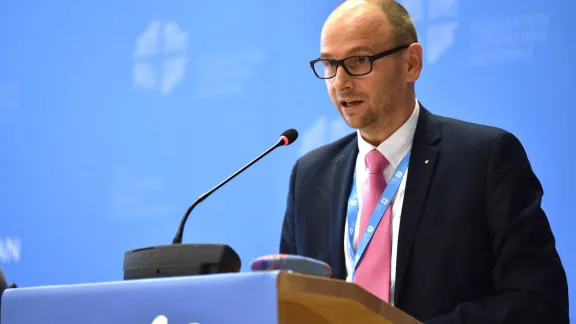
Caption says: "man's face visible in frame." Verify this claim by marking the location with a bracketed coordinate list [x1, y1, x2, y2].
[319, 3, 409, 132]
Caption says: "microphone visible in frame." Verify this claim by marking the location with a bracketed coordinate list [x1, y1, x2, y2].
[172, 128, 298, 244]
[123, 128, 298, 280]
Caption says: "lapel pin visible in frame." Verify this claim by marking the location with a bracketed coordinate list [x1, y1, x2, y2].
[425, 160, 429, 164]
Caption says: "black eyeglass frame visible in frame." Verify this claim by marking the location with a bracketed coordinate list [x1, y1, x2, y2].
[309, 44, 411, 79]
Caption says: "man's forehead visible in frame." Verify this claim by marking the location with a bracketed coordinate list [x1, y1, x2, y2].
[319, 43, 377, 59]
[320, 6, 391, 58]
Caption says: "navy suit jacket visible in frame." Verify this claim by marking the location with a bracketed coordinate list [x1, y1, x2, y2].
[279, 105, 569, 323]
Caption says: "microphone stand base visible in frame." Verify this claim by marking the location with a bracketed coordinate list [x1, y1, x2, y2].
[123, 244, 241, 280]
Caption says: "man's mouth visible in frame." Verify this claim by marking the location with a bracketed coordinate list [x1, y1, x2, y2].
[341, 100, 363, 108]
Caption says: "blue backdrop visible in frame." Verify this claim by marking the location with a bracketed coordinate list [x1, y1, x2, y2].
[0, 0, 574, 318]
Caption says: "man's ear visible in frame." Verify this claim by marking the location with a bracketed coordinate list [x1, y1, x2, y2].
[405, 43, 423, 83]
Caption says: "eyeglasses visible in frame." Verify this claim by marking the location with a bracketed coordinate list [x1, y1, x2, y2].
[309, 45, 410, 79]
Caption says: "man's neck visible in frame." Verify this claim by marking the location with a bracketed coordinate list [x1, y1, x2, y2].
[359, 99, 416, 147]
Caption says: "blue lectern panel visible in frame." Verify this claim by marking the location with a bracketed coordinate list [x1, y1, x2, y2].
[1, 271, 281, 324]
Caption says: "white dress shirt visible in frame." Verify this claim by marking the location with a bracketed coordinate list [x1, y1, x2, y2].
[344, 100, 420, 305]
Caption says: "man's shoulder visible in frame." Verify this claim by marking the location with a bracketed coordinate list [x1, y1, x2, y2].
[429, 111, 530, 165]
[433, 113, 511, 148]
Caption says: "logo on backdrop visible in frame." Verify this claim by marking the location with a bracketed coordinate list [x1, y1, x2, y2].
[133, 21, 189, 96]
[0, 237, 21, 264]
[469, 13, 549, 65]
[400, 0, 549, 65]
[151, 314, 199, 324]
[151, 315, 168, 324]
[298, 116, 352, 156]
[194, 49, 266, 99]
[399, 0, 458, 64]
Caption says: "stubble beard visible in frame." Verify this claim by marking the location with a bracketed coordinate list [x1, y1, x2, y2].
[361, 106, 392, 136]
[354, 95, 403, 145]
[347, 99, 397, 135]
[339, 107, 377, 130]
[334, 80, 404, 138]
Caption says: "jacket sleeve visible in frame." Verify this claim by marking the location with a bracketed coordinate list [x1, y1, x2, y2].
[279, 159, 299, 255]
[425, 132, 569, 324]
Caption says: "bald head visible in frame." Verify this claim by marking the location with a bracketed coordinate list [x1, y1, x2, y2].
[324, 0, 417, 47]
[322, 1, 391, 54]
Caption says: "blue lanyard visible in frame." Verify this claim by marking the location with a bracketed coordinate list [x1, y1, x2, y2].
[347, 152, 411, 281]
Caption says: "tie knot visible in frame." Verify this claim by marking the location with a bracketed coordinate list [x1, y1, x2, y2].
[365, 149, 389, 174]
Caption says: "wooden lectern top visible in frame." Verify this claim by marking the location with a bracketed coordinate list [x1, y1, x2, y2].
[276, 271, 421, 324]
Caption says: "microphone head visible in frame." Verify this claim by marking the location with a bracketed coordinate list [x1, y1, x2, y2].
[250, 254, 331, 277]
[279, 128, 298, 146]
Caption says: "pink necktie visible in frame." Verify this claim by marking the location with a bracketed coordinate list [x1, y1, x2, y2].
[354, 149, 392, 303]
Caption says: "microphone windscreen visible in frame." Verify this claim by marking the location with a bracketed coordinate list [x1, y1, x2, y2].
[250, 254, 331, 277]
[279, 129, 298, 145]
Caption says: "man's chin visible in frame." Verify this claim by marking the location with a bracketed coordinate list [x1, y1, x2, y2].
[341, 116, 365, 130]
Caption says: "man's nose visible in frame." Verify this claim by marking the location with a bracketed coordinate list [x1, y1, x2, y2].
[331, 67, 353, 91]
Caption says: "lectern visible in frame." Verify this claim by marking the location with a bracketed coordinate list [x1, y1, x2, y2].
[0, 271, 421, 324]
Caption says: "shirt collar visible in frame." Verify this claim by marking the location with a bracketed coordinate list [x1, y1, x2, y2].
[357, 99, 420, 168]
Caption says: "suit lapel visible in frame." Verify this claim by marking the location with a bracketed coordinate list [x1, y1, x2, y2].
[394, 106, 441, 305]
[329, 137, 358, 280]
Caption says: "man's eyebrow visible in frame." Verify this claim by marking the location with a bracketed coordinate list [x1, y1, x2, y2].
[319, 45, 375, 59]
[348, 45, 374, 54]
[318, 50, 334, 59]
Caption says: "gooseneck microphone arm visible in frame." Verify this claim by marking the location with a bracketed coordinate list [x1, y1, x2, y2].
[172, 129, 298, 244]
[123, 128, 298, 280]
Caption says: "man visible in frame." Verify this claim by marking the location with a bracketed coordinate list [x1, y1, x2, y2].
[279, 0, 569, 323]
